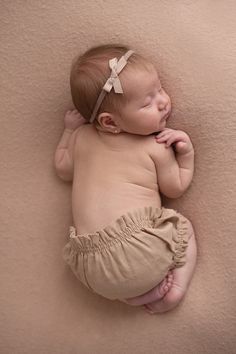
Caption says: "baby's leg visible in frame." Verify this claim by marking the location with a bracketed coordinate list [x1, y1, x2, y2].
[145, 221, 197, 314]
[123, 271, 173, 306]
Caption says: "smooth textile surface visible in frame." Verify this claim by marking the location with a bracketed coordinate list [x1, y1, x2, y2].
[1, 1, 236, 353]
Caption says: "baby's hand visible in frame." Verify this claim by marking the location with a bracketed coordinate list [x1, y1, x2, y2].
[64, 109, 86, 131]
[155, 128, 193, 154]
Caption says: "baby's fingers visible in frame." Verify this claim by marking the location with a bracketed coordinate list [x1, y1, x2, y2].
[156, 133, 171, 141]
[164, 135, 178, 147]
[71, 109, 81, 117]
[156, 128, 172, 138]
[72, 110, 86, 121]
[155, 131, 173, 143]
[156, 134, 178, 147]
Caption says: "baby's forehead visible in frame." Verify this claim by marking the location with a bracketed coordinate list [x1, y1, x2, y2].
[121, 65, 161, 98]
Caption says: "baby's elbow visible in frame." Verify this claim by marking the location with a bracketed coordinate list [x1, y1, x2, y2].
[55, 161, 73, 182]
[57, 170, 73, 182]
[160, 183, 186, 199]
[165, 189, 185, 199]
[166, 190, 184, 199]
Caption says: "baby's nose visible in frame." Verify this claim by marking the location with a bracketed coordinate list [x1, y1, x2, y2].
[158, 98, 168, 111]
[158, 103, 166, 110]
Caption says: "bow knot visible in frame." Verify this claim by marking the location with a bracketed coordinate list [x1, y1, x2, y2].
[103, 57, 123, 93]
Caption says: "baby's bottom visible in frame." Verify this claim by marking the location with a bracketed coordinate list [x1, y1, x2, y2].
[125, 220, 197, 313]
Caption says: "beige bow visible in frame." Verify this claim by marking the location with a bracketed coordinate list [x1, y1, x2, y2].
[103, 55, 130, 93]
[89, 50, 134, 122]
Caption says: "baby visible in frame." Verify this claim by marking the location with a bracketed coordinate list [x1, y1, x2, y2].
[55, 44, 197, 313]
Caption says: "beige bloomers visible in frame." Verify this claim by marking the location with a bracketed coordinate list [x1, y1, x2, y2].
[63, 207, 189, 300]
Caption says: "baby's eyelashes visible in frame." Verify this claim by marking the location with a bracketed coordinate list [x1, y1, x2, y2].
[142, 101, 152, 108]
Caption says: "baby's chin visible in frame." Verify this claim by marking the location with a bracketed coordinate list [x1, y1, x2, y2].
[155, 126, 167, 134]
[147, 124, 167, 135]
[148, 129, 163, 136]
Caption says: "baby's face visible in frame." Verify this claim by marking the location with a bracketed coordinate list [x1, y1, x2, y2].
[117, 66, 171, 135]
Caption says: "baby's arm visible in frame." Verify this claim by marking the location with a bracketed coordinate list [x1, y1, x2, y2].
[152, 128, 194, 198]
[54, 110, 86, 181]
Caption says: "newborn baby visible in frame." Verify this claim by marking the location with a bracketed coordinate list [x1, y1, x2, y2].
[55, 44, 197, 313]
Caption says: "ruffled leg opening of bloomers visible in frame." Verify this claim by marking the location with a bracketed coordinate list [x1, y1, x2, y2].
[172, 215, 189, 268]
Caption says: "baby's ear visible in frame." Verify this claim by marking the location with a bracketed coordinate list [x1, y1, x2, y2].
[97, 112, 121, 133]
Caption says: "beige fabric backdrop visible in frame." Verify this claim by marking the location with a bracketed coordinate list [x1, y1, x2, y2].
[1, 1, 236, 353]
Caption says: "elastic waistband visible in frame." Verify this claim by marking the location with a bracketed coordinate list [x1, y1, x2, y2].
[68, 206, 168, 254]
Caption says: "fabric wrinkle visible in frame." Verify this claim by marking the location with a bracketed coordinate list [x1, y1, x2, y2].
[62, 206, 190, 300]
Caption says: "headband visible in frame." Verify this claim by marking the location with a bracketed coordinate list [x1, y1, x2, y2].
[89, 50, 134, 123]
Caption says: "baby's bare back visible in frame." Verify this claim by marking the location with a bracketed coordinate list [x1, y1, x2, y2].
[72, 125, 161, 233]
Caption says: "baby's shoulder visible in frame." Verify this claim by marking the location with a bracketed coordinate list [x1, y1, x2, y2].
[74, 123, 94, 142]
[142, 134, 163, 151]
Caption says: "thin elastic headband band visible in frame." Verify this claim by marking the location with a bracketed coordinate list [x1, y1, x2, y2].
[89, 50, 134, 123]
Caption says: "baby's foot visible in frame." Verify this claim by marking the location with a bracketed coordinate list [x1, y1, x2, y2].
[124, 271, 173, 306]
[144, 220, 197, 314]
[158, 271, 173, 295]
[144, 283, 185, 314]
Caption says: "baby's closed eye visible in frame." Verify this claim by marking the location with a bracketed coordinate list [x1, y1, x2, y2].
[141, 98, 153, 108]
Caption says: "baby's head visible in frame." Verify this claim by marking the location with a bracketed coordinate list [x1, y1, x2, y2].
[70, 44, 171, 135]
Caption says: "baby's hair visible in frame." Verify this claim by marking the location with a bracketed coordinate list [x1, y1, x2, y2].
[70, 44, 153, 122]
